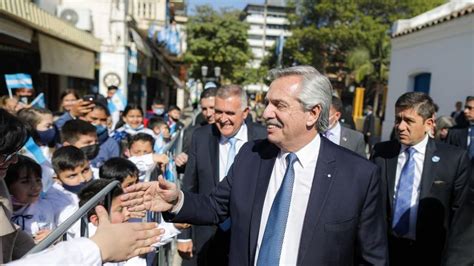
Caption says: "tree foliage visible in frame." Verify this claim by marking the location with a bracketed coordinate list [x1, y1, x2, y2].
[262, 0, 445, 88]
[184, 5, 253, 84]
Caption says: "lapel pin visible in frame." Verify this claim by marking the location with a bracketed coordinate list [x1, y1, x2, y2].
[342, 137, 347, 142]
[432, 156, 440, 162]
[327, 174, 332, 178]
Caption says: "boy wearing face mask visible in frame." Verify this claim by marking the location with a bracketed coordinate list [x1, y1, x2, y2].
[125, 133, 169, 182]
[83, 102, 121, 168]
[61, 119, 102, 178]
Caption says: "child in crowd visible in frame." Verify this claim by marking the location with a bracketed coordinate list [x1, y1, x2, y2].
[147, 116, 171, 153]
[99, 157, 139, 189]
[83, 102, 121, 168]
[112, 105, 154, 143]
[125, 133, 169, 182]
[6, 155, 55, 243]
[49, 145, 93, 238]
[61, 119, 101, 177]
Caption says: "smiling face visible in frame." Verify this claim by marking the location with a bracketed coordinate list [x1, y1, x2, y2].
[263, 75, 320, 152]
[395, 107, 433, 146]
[9, 168, 42, 206]
[62, 93, 78, 112]
[214, 96, 249, 138]
[123, 109, 143, 129]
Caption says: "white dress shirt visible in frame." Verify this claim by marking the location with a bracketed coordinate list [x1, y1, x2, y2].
[325, 121, 341, 145]
[393, 134, 429, 240]
[255, 134, 321, 265]
[218, 123, 248, 181]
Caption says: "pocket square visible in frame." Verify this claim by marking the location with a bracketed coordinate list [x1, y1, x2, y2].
[433, 180, 445, 185]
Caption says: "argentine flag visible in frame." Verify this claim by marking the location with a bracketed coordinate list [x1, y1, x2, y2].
[5, 73, 33, 98]
[23, 138, 55, 195]
[108, 89, 127, 113]
[30, 93, 46, 109]
[164, 155, 175, 182]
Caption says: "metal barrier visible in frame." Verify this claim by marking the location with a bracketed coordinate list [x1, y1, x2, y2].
[24, 180, 121, 256]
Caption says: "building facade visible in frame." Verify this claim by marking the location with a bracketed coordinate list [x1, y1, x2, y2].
[383, 0, 474, 140]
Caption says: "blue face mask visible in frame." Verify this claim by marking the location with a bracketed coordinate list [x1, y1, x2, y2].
[62, 180, 90, 194]
[153, 108, 165, 116]
[37, 127, 57, 145]
[94, 124, 108, 144]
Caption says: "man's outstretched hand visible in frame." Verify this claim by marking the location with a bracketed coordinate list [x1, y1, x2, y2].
[90, 205, 163, 262]
[121, 176, 181, 213]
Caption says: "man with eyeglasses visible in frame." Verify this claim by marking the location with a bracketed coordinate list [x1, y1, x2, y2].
[446, 96, 474, 163]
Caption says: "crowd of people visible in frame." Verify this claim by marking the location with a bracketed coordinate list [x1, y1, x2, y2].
[0, 65, 472, 265]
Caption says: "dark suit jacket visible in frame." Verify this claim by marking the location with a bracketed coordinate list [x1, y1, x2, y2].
[446, 127, 468, 149]
[168, 137, 388, 266]
[371, 138, 471, 264]
[340, 126, 366, 157]
[178, 123, 267, 259]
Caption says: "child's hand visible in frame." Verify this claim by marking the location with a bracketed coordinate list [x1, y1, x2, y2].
[33, 229, 52, 243]
[153, 154, 169, 165]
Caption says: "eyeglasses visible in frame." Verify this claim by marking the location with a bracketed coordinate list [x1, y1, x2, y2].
[1, 152, 17, 163]
[465, 105, 474, 111]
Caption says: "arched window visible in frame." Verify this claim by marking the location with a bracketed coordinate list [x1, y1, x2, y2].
[413, 73, 431, 94]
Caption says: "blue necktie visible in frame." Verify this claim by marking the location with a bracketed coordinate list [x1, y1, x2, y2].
[257, 153, 298, 266]
[392, 147, 416, 236]
[225, 137, 237, 175]
[219, 137, 237, 231]
[468, 126, 474, 159]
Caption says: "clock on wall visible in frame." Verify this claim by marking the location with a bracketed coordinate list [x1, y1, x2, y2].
[103, 72, 121, 87]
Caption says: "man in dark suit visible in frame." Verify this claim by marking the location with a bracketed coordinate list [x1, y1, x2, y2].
[446, 96, 474, 162]
[122, 66, 388, 265]
[371, 92, 471, 265]
[176, 84, 267, 265]
[324, 96, 366, 157]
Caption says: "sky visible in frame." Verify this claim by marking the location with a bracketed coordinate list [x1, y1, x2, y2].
[187, 0, 264, 13]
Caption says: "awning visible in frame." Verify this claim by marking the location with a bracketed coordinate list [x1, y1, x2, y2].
[38, 34, 95, 80]
[130, 28, 152, 57]
[0, 17, 33, 43]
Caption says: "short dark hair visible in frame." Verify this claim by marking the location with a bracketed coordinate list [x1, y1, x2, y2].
[395, 92, 436, 121]
[466, 96, 474, 102]
[122, 105, 143, 117]
[100, 157, 139, 184]
[152, 98, 163, 105]
[147, 116, 167, 130]
[128, 133, 155, 150]
[52, 146, 88, 174]
[331, 96, 344, 114]
[200, 87, 217, 100]
[107, 86, 118, 91]
[168, 105, 181, 112]
[78, 179, 123, 220]
[0, 109, 29, 155]
[61, 119, 96, 144]
[92, 101, 110, 117]
[5, 155, 41, 188]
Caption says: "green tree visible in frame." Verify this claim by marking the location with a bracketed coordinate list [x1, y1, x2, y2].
[184, 5, 252, 84]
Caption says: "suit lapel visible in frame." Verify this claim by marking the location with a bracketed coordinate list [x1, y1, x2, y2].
[339, 126, 349, 149]
[420, 138, 437, 199]
[297, 138, 335, 264]
[210, 126, 220, 186]
[387, 146, 399, 209]
[249, 144, 278, 264]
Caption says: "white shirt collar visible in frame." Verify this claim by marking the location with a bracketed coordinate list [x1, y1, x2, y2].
[279, 134, 321, 169]
[220, 122, 248, 143]
[401, 134, 429, 155]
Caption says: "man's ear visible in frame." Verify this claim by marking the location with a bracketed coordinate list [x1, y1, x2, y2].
[90, 214, 99, 226]
[63, 141, 71, 146]
[242, 107, 249, 119]
[124, 149, 130, 158]
[306, 104, 321, 128]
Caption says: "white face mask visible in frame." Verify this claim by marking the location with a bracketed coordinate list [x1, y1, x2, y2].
[128, 153, 156, 182]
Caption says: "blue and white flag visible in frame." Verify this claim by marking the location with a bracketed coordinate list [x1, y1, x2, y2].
[164, 156, 175, 182]
[23, 137, 55, 194]
[153, 133, 165, 154]
[30, 93, 45, 108]
[108, 89, 127, 113]
[5, 73, 33, 98]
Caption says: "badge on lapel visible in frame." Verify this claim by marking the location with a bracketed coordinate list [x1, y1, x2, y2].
[431, 156, 440, 163]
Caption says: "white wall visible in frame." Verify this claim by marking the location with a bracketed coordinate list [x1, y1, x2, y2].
[383, 14, 474, 140]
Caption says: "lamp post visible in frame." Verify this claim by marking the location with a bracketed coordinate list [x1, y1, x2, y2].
[201, 65, 208, 83]
[214, 66, 221, 86]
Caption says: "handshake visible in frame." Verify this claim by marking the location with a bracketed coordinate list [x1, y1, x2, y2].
[120, 176, 181, 214]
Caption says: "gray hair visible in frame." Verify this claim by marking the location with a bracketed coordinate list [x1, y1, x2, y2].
[216, 84, 248, 111]
[269, 65, 333, 132]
